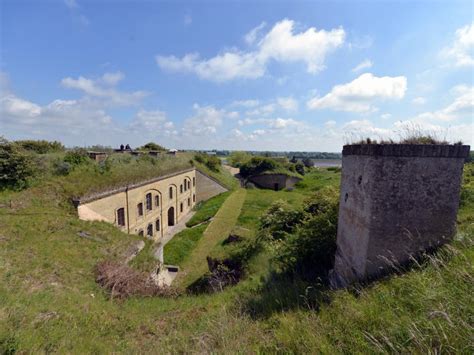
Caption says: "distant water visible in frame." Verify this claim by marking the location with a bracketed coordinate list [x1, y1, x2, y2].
[313, 159, 342, 167]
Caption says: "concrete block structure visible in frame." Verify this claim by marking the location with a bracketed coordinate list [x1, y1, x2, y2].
[247, 173, 301, 191]
[330, 144, 470, 287]
[75, 168, 227, 242]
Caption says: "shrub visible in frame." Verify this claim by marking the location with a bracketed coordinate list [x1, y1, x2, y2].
[240, 157, 277, 178]
[0, 138, 35, 189]
[14, 139, 64, 154]
[228, 151, 251, 168]
[139, 142, 166, 151]
[63, 149, 89, 166]
[53, 161, 72, 176]
[302, 157, 313, 168]
[295, 162, 305, 175]
[259, 187, 339, 281]
[205, 155, 221, 172]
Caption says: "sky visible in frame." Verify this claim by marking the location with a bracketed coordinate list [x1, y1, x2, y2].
[1, 0, 473, 152]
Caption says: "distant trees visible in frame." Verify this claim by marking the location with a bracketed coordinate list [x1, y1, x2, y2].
[239, 157, 277, 178]
[302, 157, 313, 168]
[228, 151, 251, 168]
[139, 142, 167, 151]
[0, 138, 35, 189]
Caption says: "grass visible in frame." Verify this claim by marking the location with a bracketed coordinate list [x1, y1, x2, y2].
[0, 165, 473, 353]
[186, 191, 231, 227]
[163, 224, 208, 265]
[177, 188, 247, 287]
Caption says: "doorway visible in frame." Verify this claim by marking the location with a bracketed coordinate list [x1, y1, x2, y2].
[168, 207, 175, 226]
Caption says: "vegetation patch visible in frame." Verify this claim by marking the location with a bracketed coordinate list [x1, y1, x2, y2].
[186, 191, 231, 227]
[95, 260, 176, 299]
[164, 224, 208, 265]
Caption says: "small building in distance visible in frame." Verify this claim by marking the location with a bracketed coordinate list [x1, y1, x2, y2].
[246, 173, 301, 191]
[74, 168, 227, 241]
[87, 151, 108, 162]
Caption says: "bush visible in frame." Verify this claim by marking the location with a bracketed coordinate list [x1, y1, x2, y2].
[295, 162, 305, 175]
[228, 151, 251, 168]
[53, 161, 72, 176]
[14, 139, 64, 154]
[139, 142, 166, 151]
[64, 149, 89, 166]
[0, 138, 35, 189]
[240, 157, 277, 178]
[259, 187, 339, 281]
[194, 153, 221, 172]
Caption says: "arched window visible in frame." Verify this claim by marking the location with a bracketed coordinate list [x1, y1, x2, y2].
[193, 177, 196, 187]
[193, 194, 196, 202]
[146, 193, 152, 211]
[169, 187, 173, 199]
[117, 207, 125, 226]
[155, 218, 160, 231]
[180, 184, 183, 194]
[187, 198, 190, 207]
[183, 179, 187, 191]
[155, 195, 160, 207]
[187, 180, 191, 189]
[137, 203, 143, 217]
[180, 202, 183, 213]
[147, 223, 153, 237]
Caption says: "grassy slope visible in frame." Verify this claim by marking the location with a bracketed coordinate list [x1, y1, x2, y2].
[0, 166, 472, 353]
[185, 191, 231, 227]
[177, 189, 247, 287]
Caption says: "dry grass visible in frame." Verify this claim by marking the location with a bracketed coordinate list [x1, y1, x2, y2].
[95, 261, 178, 299]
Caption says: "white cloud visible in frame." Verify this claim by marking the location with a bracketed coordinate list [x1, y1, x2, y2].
[441, 23, 474, 67]
[414, 85, 473, 122]
[61, 73, 148, 106]
[351, 59, 373, 73]
[412, 97, 426, 105]
[307, 73, 407, 112]
[230, 99, 260, 108]
[381, 113, 392, 120]
[324, 120, 336, 128]
[246, 103, 275, 116]
[156, 19, 345, 82]
[268, 118, 301, 129]
[182, 104, 226, 136]
[130, 109, 175, 136]
[244, 22, 266, 45]
[277, 97, 298, 112]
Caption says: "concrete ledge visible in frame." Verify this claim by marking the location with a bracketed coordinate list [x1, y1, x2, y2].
[342, 144, 470, 158]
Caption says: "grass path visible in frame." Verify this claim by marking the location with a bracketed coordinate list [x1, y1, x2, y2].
[176, 188, 247, 287]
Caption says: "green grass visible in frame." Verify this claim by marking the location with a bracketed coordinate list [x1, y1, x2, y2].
[177, 189, 247, 287]
[163, 224, 208, 265]
[0, 165, 473, 353]
[128, 239, 156, 272]
[186, 191, 231, 227]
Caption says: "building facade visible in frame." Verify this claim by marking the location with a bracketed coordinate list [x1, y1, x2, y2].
[76, 168, 206, 241]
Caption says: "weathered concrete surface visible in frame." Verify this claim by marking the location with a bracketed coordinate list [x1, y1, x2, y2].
[247, 173, 301, 190]
[195, 170, 228, 203]
[331, 144, 470, 287]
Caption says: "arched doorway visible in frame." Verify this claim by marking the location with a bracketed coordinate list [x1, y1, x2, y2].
[168, 207, 175, 226]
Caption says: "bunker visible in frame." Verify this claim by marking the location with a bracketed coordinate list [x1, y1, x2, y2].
[330, 143, 470, 287]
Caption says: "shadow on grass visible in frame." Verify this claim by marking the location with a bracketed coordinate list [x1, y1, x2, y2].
[240, 271, 331, 320]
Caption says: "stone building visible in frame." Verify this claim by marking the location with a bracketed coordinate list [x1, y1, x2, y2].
[75, 168, 226, 241]
[247, 173, 301, 191]
[330, 144, 470, 287]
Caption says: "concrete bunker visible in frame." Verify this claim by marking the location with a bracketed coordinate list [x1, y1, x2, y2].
[330, 143, 470, 287]
[246, 173, 301, 191]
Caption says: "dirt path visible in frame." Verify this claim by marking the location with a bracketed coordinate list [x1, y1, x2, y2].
[176, 188, 247, 287]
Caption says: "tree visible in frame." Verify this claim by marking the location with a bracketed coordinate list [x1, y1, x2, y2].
[139, 142, 166, 151]
[302, 157, 313, 168]
[228, 151, 251, 168]
[295, 162, 305, 175]
[290, 156, 298, 163]
[0, 138, 35, 189]
[239, 157, 277, 178]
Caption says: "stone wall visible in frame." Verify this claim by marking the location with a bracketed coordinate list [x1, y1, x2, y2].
[248, 174, 301, 190]
[77, 168, 197, 242]
[330, 144, 470, 287]
[195, 170, 228, 203]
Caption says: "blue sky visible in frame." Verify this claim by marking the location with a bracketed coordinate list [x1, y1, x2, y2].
[1, 0, 473, 151]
